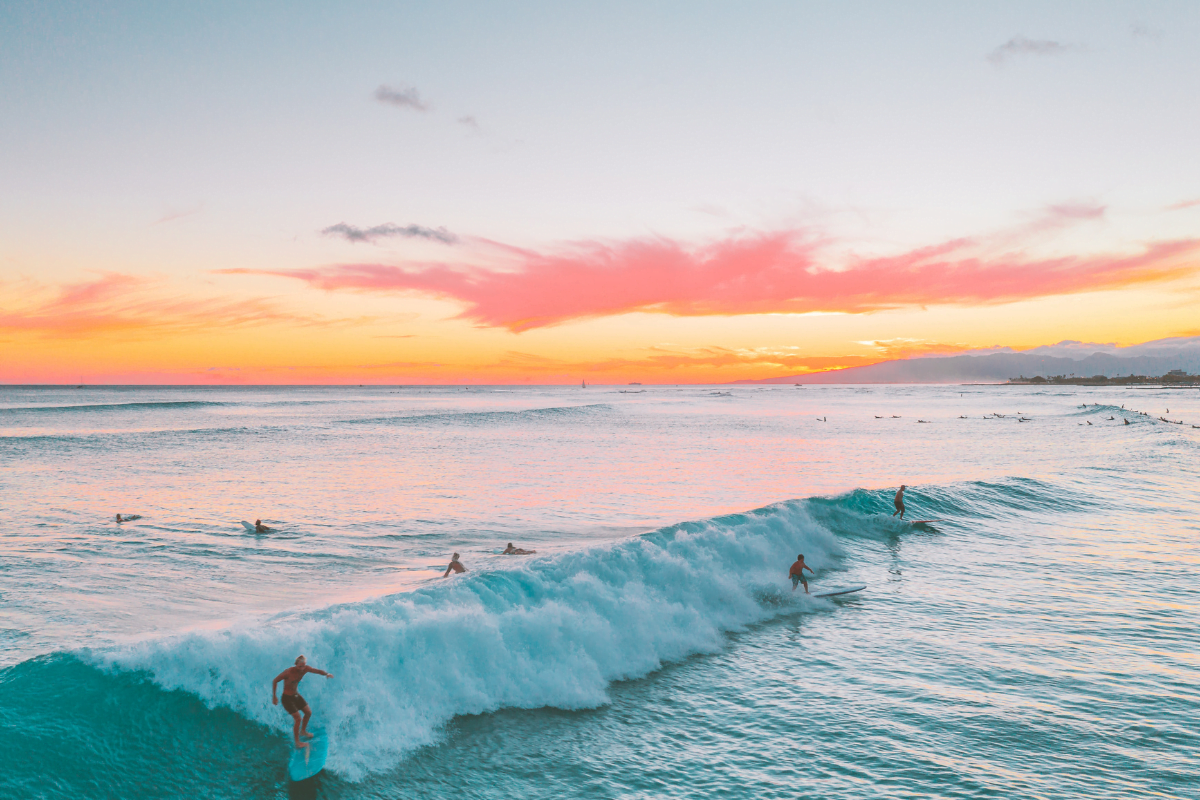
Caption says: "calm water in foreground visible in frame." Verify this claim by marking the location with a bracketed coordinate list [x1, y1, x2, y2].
[1, 384, 1198, 799]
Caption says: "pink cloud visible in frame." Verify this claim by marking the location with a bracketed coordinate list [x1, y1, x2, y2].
[0, 272, 346, 338]
[225, 230, 1200, 332]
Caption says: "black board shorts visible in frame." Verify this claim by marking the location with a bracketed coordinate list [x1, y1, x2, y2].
[281, 693, 307, 714]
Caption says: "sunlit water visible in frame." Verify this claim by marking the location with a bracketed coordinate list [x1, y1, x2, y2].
[1, 384, 1197, 799]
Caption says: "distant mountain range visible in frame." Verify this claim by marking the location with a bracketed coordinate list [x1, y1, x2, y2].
[733, 336, 1200, 384]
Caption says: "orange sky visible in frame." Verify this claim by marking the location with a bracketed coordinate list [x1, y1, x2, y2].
[4, 237, 1199, 384]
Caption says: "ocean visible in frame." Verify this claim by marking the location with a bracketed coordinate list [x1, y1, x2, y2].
[1, 384, 1197, 799]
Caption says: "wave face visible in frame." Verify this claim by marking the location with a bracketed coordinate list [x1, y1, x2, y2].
[345, 403, 615, 427]
[0, 400, 229, 415]
[55, 499, 844, 782]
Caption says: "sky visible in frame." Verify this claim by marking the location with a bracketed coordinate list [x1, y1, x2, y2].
[1, 0, 1199, 384]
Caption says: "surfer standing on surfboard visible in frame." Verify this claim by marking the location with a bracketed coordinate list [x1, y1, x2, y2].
[789, 554, 815, 594]
[892, 485, 907, 520]
[272, 656, 334, 749]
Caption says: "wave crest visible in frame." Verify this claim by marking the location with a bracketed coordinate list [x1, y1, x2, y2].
[91, 500, 840, 780]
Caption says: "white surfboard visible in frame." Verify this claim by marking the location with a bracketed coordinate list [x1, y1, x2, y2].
[812, 585, 865, 598]
[909, 519, 943, 525]
[241, 521, 258, 532]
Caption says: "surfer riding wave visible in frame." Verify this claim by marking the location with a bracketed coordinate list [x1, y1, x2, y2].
[272, 656, 334, 749]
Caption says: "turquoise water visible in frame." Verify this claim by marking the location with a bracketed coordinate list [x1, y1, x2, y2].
[1, 385, 1198, 798]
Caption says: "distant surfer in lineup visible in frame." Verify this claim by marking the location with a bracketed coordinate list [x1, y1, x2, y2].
[116, 514, 125, 523]
[503, 543, 536, 555]
[254, 519, 270, 533]
[272, 655, 334, 749]
[789, 554, 815, 593]
[442, 553, 466, 577]
[892, 485, 907, 520]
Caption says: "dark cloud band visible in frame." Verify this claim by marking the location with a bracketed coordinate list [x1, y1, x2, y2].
[321, 223, 458, 245]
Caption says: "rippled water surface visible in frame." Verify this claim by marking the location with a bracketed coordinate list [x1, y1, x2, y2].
[1, 384, 1198, 799]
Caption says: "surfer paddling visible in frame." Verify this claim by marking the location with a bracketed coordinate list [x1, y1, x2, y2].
[502, 542, 536, 555]
[442, 552, 467, 577]
[272, 656, 334, 749]
[892, 485, 907, 520]
[789, 554, 815, 594]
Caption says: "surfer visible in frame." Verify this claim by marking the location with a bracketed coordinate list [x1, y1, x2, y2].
[442, 553, 467, 577]
[116, 514, 125, 523]
[254, 519, 271, 533]
[789, 554, 815, 594]
[892, 485, 907, 520]
[502, 543, 535, 555]
[272, 655, 334, 749]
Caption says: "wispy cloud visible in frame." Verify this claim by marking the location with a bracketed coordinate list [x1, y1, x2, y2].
[1043, 202, 1105, 221]
[374, 84, 430, 112]
[988, 36, 1076, 65]
[0, 273, 342, 339]
[1166, 198, 1200, 211]
[321, 222, 459, 245]
[491, 346, 883, 376]
[231, 229, 1200, 332]
[153, 204, 203, 225]
[1130, 22, 1163, 41]
[855, 338, 975, 360]
[456, 115, 481, 132]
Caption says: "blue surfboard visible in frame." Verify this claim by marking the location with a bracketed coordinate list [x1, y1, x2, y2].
[287, 728, 329, 782]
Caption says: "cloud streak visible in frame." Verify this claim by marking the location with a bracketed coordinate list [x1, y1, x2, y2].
[232, 230, 1200, 332]
[321, 222, 459, 245]
[988, 36, 1076, 65]
[374, 84, 430, 111]
[0, 273, 343, 339]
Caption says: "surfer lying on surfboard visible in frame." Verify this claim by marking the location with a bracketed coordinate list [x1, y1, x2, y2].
[503, 542, 536, 555]
[442, 553, 467, 577]
[272, 656, 334, 749]
[789, 554, 815, 594]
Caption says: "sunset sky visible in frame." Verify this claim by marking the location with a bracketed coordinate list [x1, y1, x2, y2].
[2, 1, 1199, 383]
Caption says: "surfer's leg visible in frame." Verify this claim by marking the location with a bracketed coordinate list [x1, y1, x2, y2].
[801, 577, 809, 594]
[290, 712, 307, 748]
[299, 705, 314, 738]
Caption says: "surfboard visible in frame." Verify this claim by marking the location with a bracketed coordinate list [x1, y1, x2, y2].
[909, 519, 943, 525]
[813, 585, 865, 598]
[241, 521, 256, 532]
[287, 728, 329, 782]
